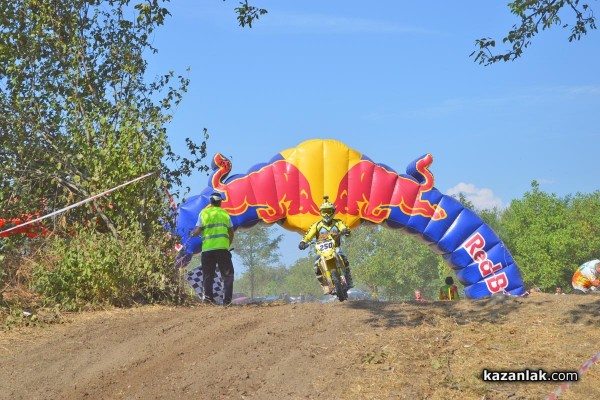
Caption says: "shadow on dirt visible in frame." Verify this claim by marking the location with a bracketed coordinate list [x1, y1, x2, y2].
[565, 297, 600, 326]
[345, 295, 530, 329]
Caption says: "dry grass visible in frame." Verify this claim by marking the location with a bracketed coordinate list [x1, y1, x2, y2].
[339, 294, 600, 399]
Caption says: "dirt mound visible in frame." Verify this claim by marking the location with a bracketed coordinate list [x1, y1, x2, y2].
[2, 294, 600, 400]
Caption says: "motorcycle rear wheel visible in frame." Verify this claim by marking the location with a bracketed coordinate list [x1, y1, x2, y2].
[331, 270, 348, 302]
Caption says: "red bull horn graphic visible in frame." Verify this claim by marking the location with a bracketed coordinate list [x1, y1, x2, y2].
[210, 153, 320, 226]
[174, 139, 525, 299]
[333, 154, 447, 224]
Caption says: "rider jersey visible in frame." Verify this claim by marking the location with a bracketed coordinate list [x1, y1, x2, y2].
[572, 259, 600, 292]
[301, 219, 349, 247]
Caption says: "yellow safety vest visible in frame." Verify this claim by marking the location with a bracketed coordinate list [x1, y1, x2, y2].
[200, 207, 231, 251]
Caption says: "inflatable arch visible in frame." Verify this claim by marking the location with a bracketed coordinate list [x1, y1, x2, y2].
[175, 139, 525, 299]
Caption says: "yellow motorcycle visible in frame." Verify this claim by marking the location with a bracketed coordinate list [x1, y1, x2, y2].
[312, 232, 349, 302]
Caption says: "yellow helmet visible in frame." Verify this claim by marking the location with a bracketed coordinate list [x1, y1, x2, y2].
[319, 196, 336, 225]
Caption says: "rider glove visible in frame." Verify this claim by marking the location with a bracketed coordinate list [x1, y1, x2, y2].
[298, 241, 308, 250]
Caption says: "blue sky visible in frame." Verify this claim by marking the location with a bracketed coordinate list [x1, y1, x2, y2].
[147, 1, 599, 266]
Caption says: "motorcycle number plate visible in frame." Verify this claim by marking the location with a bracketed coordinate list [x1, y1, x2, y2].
[317, 240, 334, 252]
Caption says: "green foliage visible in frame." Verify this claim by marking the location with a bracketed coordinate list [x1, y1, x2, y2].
[233, 225, 283, 297]
[234, 254, 326, 299]
[31, 227, 181, 310]
[344, 224, 445, 301]
[472, 0, 597, 65]
[0, 0, 207, 242]
[232, 0, 268, 28]
[280, 256, 325, 298]
[454, 193, 475, 210]
[476, 207, 506, 239]
[502, 182, 600, 291]
[235, 264, 286, 296]
[0, 0, 206, 314]
[1, 306, 65, 330]
[0, 0, 266, 315]
[569, 191, 600, 260]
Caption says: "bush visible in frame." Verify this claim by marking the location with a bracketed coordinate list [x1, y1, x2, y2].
[32, 228, 182, 310]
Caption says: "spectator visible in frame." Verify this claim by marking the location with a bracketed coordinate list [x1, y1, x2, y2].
[555, 285, 565, 295]
[529, 287, 536, 296]
[414, 290, 427, 302]
[189, 192, 235, 305]
[572, 259, 600, 294]
[439, 276, 460, 301]
[528, 287, 541, 296]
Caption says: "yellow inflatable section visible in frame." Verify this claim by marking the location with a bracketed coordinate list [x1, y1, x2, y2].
[280, 139, 362, 232]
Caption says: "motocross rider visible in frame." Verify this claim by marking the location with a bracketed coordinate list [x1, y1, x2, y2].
[298, 196, 354, 293]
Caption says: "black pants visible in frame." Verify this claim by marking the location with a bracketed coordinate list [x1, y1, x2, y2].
[201, 249, 234, 305]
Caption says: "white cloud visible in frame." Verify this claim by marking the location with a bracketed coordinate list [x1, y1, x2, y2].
[446, 182, 504, 210]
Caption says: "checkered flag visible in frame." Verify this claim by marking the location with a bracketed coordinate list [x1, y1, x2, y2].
[183, 265, 224, 303]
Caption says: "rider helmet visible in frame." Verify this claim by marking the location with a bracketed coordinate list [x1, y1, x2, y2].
[209, 192, 223, 206]
[319, 196, 336, 225]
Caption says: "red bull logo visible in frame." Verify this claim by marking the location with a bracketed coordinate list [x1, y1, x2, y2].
[333, 154, 447, 223]
[485, 272, 509, 293]
[463, 233, 502, 278]
[210, 153, 320, 224]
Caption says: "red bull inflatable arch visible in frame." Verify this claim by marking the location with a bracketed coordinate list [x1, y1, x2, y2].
[175, 139, 525, 299]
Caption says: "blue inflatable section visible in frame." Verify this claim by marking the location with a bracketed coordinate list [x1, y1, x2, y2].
[421, 192, 525, 297]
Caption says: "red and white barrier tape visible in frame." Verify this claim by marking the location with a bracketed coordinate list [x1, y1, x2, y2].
[0, 171, 155, 236]
[547, 350, 600, 399]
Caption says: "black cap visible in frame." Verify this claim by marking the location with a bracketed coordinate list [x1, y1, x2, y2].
[209, 192, 223, 204]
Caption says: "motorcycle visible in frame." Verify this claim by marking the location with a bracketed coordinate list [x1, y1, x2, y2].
[311, 232, 349, 302]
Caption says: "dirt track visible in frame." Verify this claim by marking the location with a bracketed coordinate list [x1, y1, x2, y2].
[2, 294, 600, 400]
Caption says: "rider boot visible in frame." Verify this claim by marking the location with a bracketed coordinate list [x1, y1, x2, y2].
[339, 254, 354, 288]
[345, 267, 354, 289]
[314, 265, 330, 294]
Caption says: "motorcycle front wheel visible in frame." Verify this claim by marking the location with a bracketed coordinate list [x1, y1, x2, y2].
[331, 270, 348, 302]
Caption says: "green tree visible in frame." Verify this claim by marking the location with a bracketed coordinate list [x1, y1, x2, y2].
[0, 1, 269, 310]
[502, 181, 578, 290]
[281, 256, 324, 298]
[472, 0, 597, 65]
[0, 0, 208, 240]
[477, 207, 505, 239]
[568, 191, 600, 264]
[454, 193, 475, 210]
[235, 264, 290, 297]
[259, 265, 291, 296]
[233, 225, 283, 298]
[344, 224, 444, 300]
